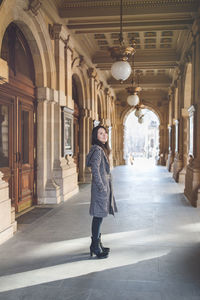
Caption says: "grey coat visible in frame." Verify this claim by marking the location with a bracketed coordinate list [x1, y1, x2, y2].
[86, 144, 118, 218]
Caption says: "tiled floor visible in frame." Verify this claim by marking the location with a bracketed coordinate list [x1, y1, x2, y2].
[0, 159, 200, 300]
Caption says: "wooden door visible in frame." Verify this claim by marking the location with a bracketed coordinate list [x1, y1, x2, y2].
[0, 96, 14, 203]
[17, 99, 34, 212]
[0, 23, 36, 212]
[0, 94, 35, 212]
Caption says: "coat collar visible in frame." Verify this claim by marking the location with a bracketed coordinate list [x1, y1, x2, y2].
[94, 145, 110, 166]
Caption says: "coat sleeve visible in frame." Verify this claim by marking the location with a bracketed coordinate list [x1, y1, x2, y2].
[90, 148, 107, 193]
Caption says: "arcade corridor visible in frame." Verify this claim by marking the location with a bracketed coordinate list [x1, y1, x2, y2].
[0, 163, 200, 300]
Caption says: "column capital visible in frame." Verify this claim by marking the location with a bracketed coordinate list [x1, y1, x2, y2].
[188, 105, 195, 116]
[25, 0, 42, 16]
[49, 23, 62, 40]
[87, 68, 97, 79]
[104, 87, 111, 96]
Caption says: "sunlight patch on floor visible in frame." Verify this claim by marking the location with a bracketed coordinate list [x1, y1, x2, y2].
[0, 246, 170, 292]
[0, 230, 171, 292]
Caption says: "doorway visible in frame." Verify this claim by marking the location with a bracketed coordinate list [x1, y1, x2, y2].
[124, 108, 160, 166]
[0, 23, 36, 212]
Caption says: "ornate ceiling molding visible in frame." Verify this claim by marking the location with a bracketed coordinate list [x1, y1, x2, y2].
[59, 0, 199, 18]
[61, 0, 198, 9]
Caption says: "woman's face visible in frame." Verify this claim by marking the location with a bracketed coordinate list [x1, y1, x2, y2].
[97, 128, 108, 144]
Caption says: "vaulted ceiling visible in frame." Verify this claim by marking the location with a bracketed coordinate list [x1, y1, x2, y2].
[54, 0, 199, 102]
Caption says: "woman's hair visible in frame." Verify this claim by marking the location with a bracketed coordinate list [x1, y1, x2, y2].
[92, 125, 111, 158]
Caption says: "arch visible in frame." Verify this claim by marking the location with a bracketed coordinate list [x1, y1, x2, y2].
[72, 74, 84, 108]
[1, 23, 35, 82]
[71, 72, 86, 182]
[0, 20, 38, 212]
[97, 89, 106, 122]
[0, 0, 56, 88]
[184, 63, 192, 109]
[72, 71, 87, 108]
[97, 94, 103, 121]
[124, 107, 160, 164]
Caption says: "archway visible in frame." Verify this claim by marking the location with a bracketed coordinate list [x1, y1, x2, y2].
[0, 23, 36, 212]
[124, 108, 160, 166]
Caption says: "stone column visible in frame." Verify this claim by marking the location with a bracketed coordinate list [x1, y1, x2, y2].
[166, 88, 175, 171]
[37, 87, 61, 204]
[37, 87, 79, 203]
[184, 20, 200, 206]
[0, 172, 15, 245]
[80, 108, 93, 183]
[159, 125, 166, 165]
[166, 125, 173, 171]
[169, 87, 176, 172]
[114, 123, 125, 165]
[50, 23, 66, 100]
[172, 71, 184, 181]
[87, 68, 97, 113]
[64, 36, 74, 109]
[173, 120, 183, 181]
[179, 108, 189, 183]
[104, 88, 111, 127]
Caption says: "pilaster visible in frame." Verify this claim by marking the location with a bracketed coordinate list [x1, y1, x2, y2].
[49, 23, 67, 106]
[0, 172, 15, 245]
[87, 68, 97, 113]
[64, 36, 74, 109]
[166, 125, 173, 171]
[37, 87, 61, 204]
[84, 108, 94, 182]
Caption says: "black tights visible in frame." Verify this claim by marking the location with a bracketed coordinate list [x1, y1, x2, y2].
[92, 217, 103, 239]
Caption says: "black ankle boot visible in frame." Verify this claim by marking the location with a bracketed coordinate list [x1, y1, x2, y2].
[90, 237, 108, 259]
[99, 233, 110, 253]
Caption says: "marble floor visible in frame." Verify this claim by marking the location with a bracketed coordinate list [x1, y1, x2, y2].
[0, 159, 200, 300]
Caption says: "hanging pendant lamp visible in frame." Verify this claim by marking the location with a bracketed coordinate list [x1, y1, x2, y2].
[109, 0, 136, 82]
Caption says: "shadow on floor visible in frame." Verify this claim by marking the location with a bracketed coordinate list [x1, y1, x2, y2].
[0, 245, 200, 300]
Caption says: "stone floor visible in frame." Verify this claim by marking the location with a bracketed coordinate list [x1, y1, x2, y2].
[0, 159, 200, 300]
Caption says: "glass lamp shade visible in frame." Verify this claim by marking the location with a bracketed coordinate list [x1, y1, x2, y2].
[138, 116, 144, 124]
[111, 60, 131, 81]
[135, 108, 143, 118]
[127, 93, 140, 106]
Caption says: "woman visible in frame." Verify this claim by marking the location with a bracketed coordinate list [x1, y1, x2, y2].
[86, 125, 118, 259]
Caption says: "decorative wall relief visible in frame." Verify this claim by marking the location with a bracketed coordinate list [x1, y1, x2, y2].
[61, 107, 74, 156]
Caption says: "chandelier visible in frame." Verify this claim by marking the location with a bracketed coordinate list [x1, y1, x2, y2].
[109, 0, 136, 82]
[126, 58, 141, 106]
[126, 68, 145, 123]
